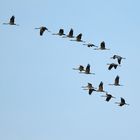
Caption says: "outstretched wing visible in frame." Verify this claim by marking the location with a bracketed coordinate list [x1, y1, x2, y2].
[100, 41, 105, 49]
[76, 33, 82, 41]
[85, 64, 90, 74]
[108, 64, 113, 70]
[98, 81, 103, 91]
[59, 29, 64, 35]
[68, 28, 74, 37]
[10, 16, 15, 24]
[115, 75, 119, 85]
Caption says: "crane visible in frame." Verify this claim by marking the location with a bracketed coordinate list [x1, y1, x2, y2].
[107, 63, 119, 70]
[101, 93, 116, 102]
[35, 26, 50, 36]
[52, 28, 65, 36]
[96, 81, 106, 93]
[73, 65, 85, 72]
[82, 83, 96, 95]
[115, 97, 129, 106]
[83, 43, 98, 48]
[63, 28, 74, 38]
[3, 15, 19, 26]
[94, 41, 110, 50]
[84, 64, 95, 74]
[70, 33, 85, 42]
[111, 55, 126, 64]
[109, 75, 123, 86]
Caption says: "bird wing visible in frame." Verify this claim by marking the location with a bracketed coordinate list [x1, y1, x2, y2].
[10, 16, 15, 24]
[108, 64, 113, 70]
[85, 64, 90, 74]
[59, 29, 64, 35]
[68, 28, 73, 37]
[121, 97, 125, 104]
[89, 88, 96, 95]
[115, 76, 119, 85]
[114, 64, 118, 69]
[106, 96, 111, 101]
[98, 82, 103, 91]
[117, 58, 122, 64]
[100, 41, 105, 49]
[76, 33, 82, 41]
[40, 28, 45, 36]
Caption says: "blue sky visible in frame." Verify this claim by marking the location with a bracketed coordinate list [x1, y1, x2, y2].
[0, 0, 140, 140]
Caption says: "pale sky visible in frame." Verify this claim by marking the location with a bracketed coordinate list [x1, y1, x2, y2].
[0, 0, 140, 140]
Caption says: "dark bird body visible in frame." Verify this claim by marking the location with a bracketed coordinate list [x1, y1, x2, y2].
[52, 29, 65, 36]
[3, 15, 19, 26]
[82, 83, 96, 95]
[115, 97, 129, 106]
[96, 81, 106, 92]
[70, 33, 85, 42]
[35, 26, 50, 36]
[83, 43, 98, 48]
[66, 28, 74, 38]
[107, 63, 118, 70]
[83, 64, 95, 75]
[101, 93, 116, 102]
[109, 75, 123, 86]
[73, 65, 85, 72]
[94, 41, 110, 50]
[111, 55, 126, 64]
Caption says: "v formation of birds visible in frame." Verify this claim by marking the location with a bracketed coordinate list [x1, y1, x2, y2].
[3, 16, 129, 107]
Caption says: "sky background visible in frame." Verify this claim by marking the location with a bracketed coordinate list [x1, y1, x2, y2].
[0, 0, 140, 140]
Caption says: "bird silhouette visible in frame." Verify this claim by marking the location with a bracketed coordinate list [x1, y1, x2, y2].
[94, 41, 110, 50]
[96, 81, 106, 93]
[63, 28, 74, 38]
[35, 26, 50, 36]
[101, 93, 116, 102]
[83, 64, 95, 75]
[3, 15, 19, 26]
[109, 75, 123, 86]
[52, 28, 65, 36]
[107, 63, 119, 70]
[73, 65, 85, 72]
[111, 55, 126, 64]
[82, 83, 96, 95]
[70, 33, 85, 42]
[115, 97, 129, 106]
[83, 43, 98, 48]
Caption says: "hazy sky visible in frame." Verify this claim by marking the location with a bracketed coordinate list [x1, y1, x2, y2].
[0, 0, 140, 140]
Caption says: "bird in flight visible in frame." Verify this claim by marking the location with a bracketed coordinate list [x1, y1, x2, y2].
[3, 15, 19, 26]
[63, 28, 75, 38]
[96, 81, 106, 93]
[111, 55, 126, 64]
[82, 83, 96, 95]
[35, 26, 50, 36]
[52, 28, 65, 36]
[73, 65, 85, 72]
[101, 93, 116, 102]
[115, 97, 129, 106]
[109, 75, 123, 86]
[107, 63, 119, 70]
[94, 41, 110, 50]
[84, 64, 95, 75]
[83, 43, 98, 48]
[70, 33, 85, 42]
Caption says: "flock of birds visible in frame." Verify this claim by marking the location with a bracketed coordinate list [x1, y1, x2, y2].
[3, 15, 129, 107]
